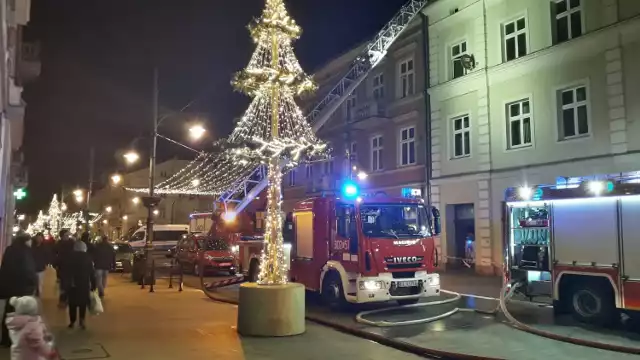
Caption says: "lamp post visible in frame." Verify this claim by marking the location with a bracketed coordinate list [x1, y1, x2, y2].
[121, 68, 207, 288]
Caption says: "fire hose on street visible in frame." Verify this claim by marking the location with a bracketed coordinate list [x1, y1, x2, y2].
[197, 255, 640, 356]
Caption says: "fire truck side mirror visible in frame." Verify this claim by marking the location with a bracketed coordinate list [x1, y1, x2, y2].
[431, 207, 441, 235]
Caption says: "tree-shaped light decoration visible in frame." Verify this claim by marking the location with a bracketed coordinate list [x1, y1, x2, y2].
[47, 194, 61, 235]
[32, 210, 45, 233]
[231, 0, 325, 285]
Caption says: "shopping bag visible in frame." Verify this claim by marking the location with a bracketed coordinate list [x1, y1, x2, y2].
[89, 291, 103, 315]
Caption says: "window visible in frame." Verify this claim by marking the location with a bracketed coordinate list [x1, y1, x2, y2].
[554, 0, 582, 43]
[288, 169, 296, 187]
[399, 58, 415, 98]
[507, 99, 532, 149]
[336, 204, 357, 254]
[323, 159, 334, 175]
[154, 230, 188, 242]
[399, 126, 416, 166]
[373, 73, 384, 100]
[503, 17, 528, 61]
[558, 85, 589, 139]
[345, 95, 357, 122]
[371, 135, 384, 171]
[305, 164, 313, 179]
[452, 115, 471, 158]
[451, 40, 468, 79]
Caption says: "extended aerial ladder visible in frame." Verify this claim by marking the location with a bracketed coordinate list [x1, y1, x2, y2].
[216, 0, 430, 213]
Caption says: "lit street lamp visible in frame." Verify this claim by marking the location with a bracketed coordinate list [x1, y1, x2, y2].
[61, 203, 67, 212]
[122, 215, 128, 221]
[123, 151, 140, 164]
[105, 206, 113, 213]
[189, 124, 206, 140]
[132, 197, 140, 205]
[111, 174, 122, 185]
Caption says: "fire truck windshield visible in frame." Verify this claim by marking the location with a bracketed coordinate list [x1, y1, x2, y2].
[360, 203, 431, 239]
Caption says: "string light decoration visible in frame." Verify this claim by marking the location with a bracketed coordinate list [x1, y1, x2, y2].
[227, 0, 326, 285]
[32, 210, 46, 234]
[47, 194, 61, 235]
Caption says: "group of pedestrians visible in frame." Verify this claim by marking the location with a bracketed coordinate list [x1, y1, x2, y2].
[54, 230, 114, 329]
[0, 229, 116, 355]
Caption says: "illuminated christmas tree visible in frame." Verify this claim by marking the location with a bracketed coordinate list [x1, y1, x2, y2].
[47, 194, 61, 235]
[232, 0, 325, 285]
[32, 210, 45, 233]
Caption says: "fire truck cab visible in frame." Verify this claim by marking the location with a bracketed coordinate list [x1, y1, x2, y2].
[504, 178, 640, 325]
[290, 193, 441, 307]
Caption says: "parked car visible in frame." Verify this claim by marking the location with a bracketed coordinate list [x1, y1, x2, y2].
[175, 234, 238, 276]
[113, 242, 134, 273]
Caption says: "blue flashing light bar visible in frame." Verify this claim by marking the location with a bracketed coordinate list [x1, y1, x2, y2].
[342, 180, 360, 199]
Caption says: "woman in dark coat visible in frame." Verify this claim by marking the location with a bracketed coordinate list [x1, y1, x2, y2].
[66, 241, 96, 330]
[0, 233, 37, 346]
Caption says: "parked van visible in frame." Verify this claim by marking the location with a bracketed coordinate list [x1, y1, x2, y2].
[129, 224, 189, 251]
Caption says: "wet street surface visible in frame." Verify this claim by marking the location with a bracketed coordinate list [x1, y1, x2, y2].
[173, 272, 640, 360]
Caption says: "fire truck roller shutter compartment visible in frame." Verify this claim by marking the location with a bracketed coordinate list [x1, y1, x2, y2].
[552, 197, 618, 268]
[621, 196, 640, 309]
[294, 211, 313, 259]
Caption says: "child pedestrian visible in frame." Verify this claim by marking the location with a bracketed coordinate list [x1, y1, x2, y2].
[5, 296, 57, 360]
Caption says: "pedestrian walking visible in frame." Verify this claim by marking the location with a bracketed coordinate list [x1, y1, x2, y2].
[92, 236, 114, 298]
[5, 296, 57, 360]
[31, 233, 48, 297]
[66, 241, 96, 330]
[0, 233, 38, 347]
[53, 230, 74, 307]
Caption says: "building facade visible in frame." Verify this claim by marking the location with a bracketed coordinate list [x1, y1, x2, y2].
[423, 0, 640, 274]
[282, 20, 429, 211]
[0, 0, 39, 251]
[89, 159, 212, 239]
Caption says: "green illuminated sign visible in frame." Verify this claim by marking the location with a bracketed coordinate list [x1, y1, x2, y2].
[13, 188, 26, 200]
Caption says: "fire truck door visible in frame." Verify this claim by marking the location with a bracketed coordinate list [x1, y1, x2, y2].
[334, 204, 358, 272]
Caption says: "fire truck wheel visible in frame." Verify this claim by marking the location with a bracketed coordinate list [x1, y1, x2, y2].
[569, 283, 616, 326]
[397, 298, 420, 306]
[322, 272, 346, 310]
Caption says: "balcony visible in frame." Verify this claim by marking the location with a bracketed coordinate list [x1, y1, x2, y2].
[352, 101, 389, 130]
[306, 174, 341, 195]
[11, 151, 27, 188]
[16, 42, 40, 85]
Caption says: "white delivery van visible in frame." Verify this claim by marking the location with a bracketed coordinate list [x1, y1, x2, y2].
[129, 224, 189, 251]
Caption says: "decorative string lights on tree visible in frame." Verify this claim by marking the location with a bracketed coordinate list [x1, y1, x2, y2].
[47, 194, 61, 235]
[235, 0, 323, 337]
[231, 0, 325, 286]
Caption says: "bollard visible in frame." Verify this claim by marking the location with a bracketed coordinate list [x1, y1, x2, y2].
[140, 255, 146, 290]
[178, 261, 184, 292]
[149, 259, 155, 293]
[168, 259, 174, 289]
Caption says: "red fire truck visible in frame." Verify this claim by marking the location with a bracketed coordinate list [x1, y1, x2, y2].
[504, 179, 640, 325]
[287, 193, 441, 307]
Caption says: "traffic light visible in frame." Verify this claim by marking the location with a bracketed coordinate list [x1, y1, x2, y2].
[13, 188, 26, 200]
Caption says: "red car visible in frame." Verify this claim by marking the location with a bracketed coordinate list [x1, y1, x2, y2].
[175, 234, 238, 276]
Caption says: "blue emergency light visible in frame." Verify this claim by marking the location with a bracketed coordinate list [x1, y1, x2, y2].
[342, 180, 360, 199]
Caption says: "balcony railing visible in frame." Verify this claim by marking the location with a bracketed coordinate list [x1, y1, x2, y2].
[355, 101, 386, 122]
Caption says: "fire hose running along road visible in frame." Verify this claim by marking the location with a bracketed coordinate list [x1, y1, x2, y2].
[199, 267, 640, 357]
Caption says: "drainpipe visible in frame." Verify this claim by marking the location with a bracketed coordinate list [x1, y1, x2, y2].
[420, 13, 432, 210]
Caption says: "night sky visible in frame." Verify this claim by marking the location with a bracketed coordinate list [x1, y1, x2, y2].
[21, 0, 409, 213]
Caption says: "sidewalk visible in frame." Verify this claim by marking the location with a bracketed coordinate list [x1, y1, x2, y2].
[22, 270, 427, 360]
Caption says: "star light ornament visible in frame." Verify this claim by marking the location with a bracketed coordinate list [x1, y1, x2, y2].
[231, 0, 325, 286]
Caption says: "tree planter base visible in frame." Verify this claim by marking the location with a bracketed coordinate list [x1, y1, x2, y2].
[237, 282, 305, 337]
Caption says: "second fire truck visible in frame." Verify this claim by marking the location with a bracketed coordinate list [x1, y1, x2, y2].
[504, 177, 640, 325]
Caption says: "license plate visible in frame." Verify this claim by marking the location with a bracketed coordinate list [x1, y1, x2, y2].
[218, 263, 232, 267]
[397, 280, 419, 288]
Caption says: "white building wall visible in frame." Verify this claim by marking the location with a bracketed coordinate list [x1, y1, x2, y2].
[424, 0, 640, 274]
